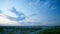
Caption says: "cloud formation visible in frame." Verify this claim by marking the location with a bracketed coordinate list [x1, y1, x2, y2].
[7, 7, 26, 21]
[0, 0, 60, 26]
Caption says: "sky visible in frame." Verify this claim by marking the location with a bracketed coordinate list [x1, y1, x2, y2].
[0, 0, 60, 26]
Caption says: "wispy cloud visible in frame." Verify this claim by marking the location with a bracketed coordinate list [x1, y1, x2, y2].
[0, 15, 20, 26]
[7, 7, 26, 21]
[0, 0, 60, 26]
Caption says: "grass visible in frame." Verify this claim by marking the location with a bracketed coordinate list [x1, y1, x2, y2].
[40, 27, 60, 34]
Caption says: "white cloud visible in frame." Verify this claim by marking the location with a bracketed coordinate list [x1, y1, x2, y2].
[0, 14, 20, 26]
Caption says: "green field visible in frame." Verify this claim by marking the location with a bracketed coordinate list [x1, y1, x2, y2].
[41, 27, 60, 34]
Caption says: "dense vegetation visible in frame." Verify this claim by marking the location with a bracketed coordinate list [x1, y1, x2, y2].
[41, 27, 60, 34]
[0, 26, 60, 34]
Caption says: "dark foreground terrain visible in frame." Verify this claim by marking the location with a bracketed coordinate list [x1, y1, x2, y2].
[0, 26, 60, 34]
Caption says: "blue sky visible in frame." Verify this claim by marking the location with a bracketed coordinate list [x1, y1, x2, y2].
[0, 0, 60, 26]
